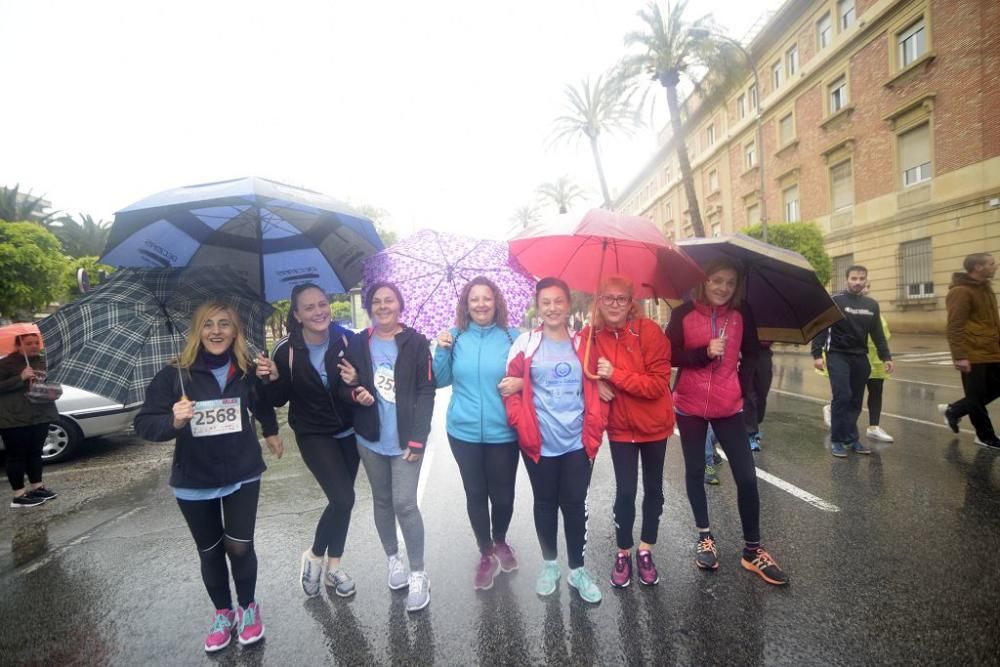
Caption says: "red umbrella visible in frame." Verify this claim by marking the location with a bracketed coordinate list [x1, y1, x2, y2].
[0, 322, 43, 358]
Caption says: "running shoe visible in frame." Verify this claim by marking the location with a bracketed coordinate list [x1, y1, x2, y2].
[236, 601, 265, 646]
[535, 560, 560, 596]
[975, 436, 1000, 449]
[636, 550, 659, 586]
[749, 433, 761, 452]
[866, 426, 893, 442]
[325, 567, 356, 597]
[823, 404, 832, 428]
[695, 534, 719, 570]
[568, 567, 602, 603]
[831, 441, 848, 458]
[26, 487, 57, 502]
[10, 494, 46, 508]
[493, 541, 519, 572]
[387, 553, 409, 590]
[610, 552, 631, 588]
[741, 548, 789, 586]
[938, 403, 960, 434]
[204, 608, 236, 653]
[705, 465, 720, 485]
[406, 571, 430, 611]
[300, 550, 322, 597]
[474, 552, 500, 591]
[851, 440, 872, 455]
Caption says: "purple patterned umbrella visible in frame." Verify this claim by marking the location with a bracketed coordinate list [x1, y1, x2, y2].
[362, 229, 536, 338]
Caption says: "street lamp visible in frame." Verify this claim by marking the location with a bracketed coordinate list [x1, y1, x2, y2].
[688, 28, 769, 243]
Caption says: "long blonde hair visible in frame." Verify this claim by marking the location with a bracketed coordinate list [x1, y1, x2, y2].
[175, 302, 252, 374]
[593, 274, 640, 329]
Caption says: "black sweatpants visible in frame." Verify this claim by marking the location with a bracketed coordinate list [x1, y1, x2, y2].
[608, 439, 667, 550]
[950, 362, 1000, 442]
[297, 432, 361, 558]
[866, 378, 884, 426]
[176, 480, 261, 610]
[522, 448, 592, 569]
[448, 435, 519, 554]
[677, 413, 760, 543]
[1, 423, 48, 492]
[827, 352, 871, 444]
[742, 348, 774, 433]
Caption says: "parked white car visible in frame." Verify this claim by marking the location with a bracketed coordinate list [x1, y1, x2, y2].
[0, 385, 138, 463]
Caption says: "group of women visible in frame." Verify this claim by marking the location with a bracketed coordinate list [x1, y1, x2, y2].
[134, 258, 788, 654]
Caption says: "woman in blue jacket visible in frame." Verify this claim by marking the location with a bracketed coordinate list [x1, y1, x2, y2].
[434, 276, 523, 591]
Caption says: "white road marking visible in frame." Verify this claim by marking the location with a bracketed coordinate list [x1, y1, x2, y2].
[715, 450, 841, 513]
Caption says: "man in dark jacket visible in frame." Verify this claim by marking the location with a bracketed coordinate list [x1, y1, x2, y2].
[812, 265, 894, 457]
[938, 253, 999, 449]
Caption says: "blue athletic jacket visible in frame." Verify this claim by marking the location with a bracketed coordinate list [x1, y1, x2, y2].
[432, 323, 520, 444]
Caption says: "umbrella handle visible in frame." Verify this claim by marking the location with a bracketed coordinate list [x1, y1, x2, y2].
[583, 298, 600, 381]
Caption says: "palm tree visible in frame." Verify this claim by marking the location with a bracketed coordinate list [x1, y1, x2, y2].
[551, 71, 643, 208]
[53, 214, 111, 258]
[623, 0, 743, 238]
[536, 176, 587, 214]
[510, 205, 541, 230]
[0, 184, 60, 225]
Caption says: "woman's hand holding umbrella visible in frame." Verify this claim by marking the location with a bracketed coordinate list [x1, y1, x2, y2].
[19, 366, 36, 382]
[436, 330, 454, 349]
[173, 398, 196, 430]
[707, 337, 727, 359]
[256, 353, 278, 382]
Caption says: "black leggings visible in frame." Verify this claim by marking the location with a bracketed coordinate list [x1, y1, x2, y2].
[176, 480, 260, 610]
[609, 439, 667, 549]
[522, 448, 592, 569]
[298, 432, 361, 558]
[449, 435, 519, 554]
[1, 423, 47, 492]
[677, 414, 760, 543]
[866, 379, 884, 426]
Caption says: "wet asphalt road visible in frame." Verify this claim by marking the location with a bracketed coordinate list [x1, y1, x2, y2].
[1, 337, 999, 666]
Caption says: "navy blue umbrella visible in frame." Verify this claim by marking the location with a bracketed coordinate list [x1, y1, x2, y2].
[102, 177, 384, 302]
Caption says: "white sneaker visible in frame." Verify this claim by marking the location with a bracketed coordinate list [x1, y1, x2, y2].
[866, 426, 894, 442]
[387, 553, 409, 590]
[406, 571, 430, 612]
[300, 549, 322, 597]
[822, 404, 832, 428]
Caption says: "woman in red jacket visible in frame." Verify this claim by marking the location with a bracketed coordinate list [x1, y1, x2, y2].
[587, 274, 673, 589]
[666, 258, 788, 586]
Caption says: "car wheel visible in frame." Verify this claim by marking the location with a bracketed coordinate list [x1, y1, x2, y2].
[43, 417, 82, 463]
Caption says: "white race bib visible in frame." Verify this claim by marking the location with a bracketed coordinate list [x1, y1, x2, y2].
[190, 398, 243, 438]
[374, 364, 396, 404]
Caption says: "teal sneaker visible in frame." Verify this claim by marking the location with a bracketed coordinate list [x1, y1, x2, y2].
[568, 567, 602, 603]
[535, 560, 560, 596]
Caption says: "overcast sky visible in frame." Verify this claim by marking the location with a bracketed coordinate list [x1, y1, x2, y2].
[3, 0, 777, 239]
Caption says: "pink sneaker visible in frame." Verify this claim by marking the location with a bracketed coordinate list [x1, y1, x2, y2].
[474, 552, 500, 591]
[237, 601, 265, 646]
[204, 608, 235, 653]
[493, 541, 519, 572]
[636, 549, 660, 585]
[610, 552, 632, 588]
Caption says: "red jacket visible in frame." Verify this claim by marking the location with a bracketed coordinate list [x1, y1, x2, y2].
[584, 317, 674, 442]
[666, 301, 759, 419]
[503, 326, 608, 462]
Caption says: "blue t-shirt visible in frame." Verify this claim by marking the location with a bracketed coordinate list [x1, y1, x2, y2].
[530, 337, 584, 457]
[211, 362, 231, 392]
[356, 335, 401, 457]
[306, 339, 330, 388]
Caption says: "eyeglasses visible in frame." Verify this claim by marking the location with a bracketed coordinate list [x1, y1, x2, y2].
[600, 295, 632, 306]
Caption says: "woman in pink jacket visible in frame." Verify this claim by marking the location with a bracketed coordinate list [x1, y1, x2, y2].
[665, 258, 788, 586]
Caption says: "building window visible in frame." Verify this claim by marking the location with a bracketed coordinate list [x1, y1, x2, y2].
[783, 184, 800, 222]
[778, 113, 795, 146]
[772, 61, 783, 90]
[898, 19, 926, 68]
[829, 75, 848, 113]
[832, 254, 855, 292]
[838, 0, 855, 30]
[745, 142, 756, 170]
[706, 124, 715, 147]
[786, 44, 799, 77]
[899, 238, 934, 298]
[737, 94, 747, 120]
[818, 13, 832, 49]
[711, 222, 722, 237]
[746, 203, 760, 225]
[900, 122, 931, 187]
[749, 84, 758, 112]
[665, 201, 673, 220]
[830, 160, 853, 211]
[662, 165, 672, 185]
[708, 169, 719, 192]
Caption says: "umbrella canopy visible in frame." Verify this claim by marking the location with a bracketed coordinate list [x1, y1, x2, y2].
[676, 234, 843, 344]
[38, 267, 273, 407]
[508, 208, 704, 299]
[101, 176, 384, 302]
[0, 322, 42, 357]
[362, 229, 536, 338]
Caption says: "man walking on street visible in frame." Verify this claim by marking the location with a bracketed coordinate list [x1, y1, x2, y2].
[812, 265, 894, 458]
[938, 253, 1000, 449]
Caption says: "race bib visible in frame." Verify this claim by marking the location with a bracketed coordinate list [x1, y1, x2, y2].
[190, 398, 243, 438]
[374, 364, 396, 404]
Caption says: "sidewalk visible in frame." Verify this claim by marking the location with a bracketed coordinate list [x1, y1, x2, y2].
[776, 333, 948, 356]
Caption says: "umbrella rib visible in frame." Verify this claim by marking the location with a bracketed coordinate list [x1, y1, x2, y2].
[549, 237, 602, 284]
[409, 272, 451, 323]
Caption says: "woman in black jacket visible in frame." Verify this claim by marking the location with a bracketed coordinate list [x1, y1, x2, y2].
[134, 302, 282, 653]
[256, 282, 360, 599]
[339, 281, 435, 612]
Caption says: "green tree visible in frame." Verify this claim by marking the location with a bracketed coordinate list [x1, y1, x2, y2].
[351, 202, 398, 247]
[623, 1, 745, 237]
[63, 257, 112, 301]
[268, 300, 291, 342]
[743, 221, 832, 285]
[0, 222, 68, 317]
[53, 213, 112, 258]
[551, 71, 643, 208]
[330, 301, 352, 323]
[0, 184, 60, 226]
[510, 205, 541, 230]
[537, 176, 587, 214]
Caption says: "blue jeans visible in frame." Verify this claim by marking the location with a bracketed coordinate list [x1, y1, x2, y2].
[704, 425, 717, 466]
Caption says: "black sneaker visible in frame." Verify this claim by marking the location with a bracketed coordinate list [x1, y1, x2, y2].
[741, 548, 789, 586]
[695, 535, 719, 570]
[10, 494, 46, 508]
[27, 487, 57, 502]
[975, 437, 1000, 450]
[938, 404, 960, 434]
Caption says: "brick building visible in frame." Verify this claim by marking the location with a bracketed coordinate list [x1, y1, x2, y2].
[615, 0, 1000, 332]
